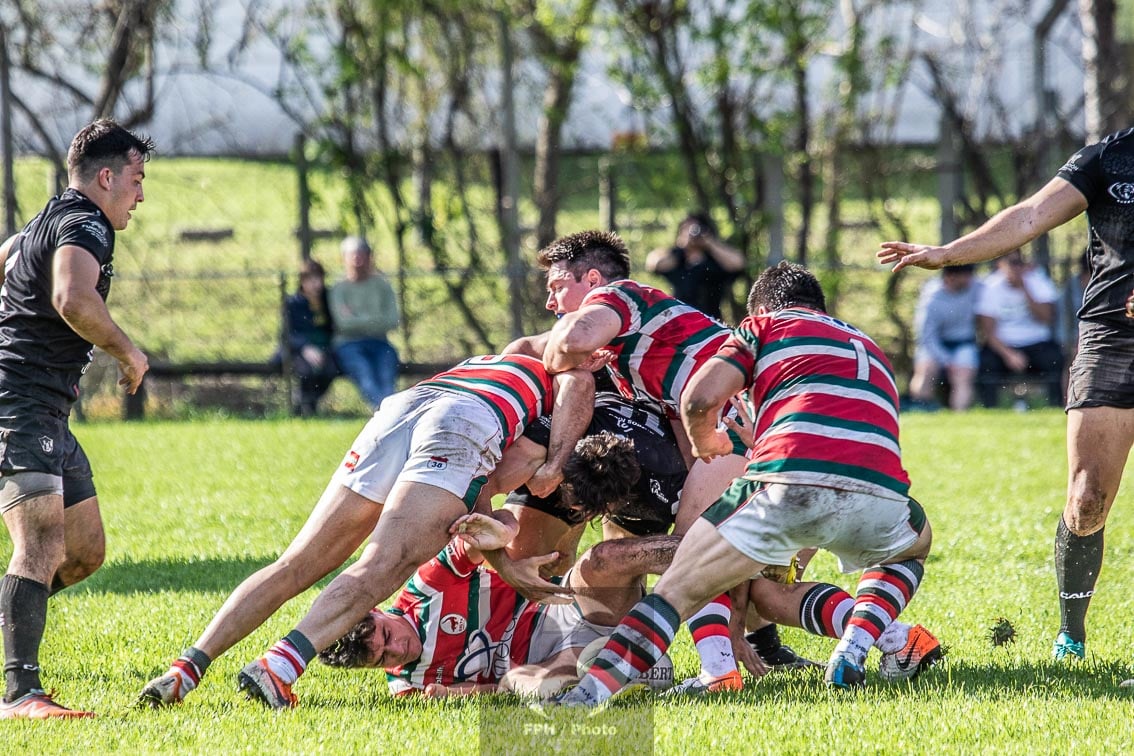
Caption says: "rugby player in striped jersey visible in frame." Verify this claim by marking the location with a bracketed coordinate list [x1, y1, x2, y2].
[317, 495, 679, 698]
[553, 262, 939, 706]
[138, 354, 594, 709]
[534, 230, 816, 692]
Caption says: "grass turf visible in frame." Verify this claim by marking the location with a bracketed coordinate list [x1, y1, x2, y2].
[2, 409, 1133, 752]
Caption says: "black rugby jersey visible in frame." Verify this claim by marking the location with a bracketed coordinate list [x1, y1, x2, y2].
[0, 188, 116, 407]
[1055, 129, 1134, 327]
[518, 392, 686, 523]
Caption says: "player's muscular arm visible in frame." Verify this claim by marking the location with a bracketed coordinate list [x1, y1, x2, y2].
[52, 244, 148, 393]
[879, 179, 1088, 271]
[528, 368, 595, 497]
[502, 331, 550, 357]
[681, 358, 747, 461]
[543, 305, 621, 373]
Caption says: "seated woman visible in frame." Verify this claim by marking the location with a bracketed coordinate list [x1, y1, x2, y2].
[275, 259, 339, 416]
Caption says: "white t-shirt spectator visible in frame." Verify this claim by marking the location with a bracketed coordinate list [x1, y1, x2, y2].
[975, 268, 1059, 347]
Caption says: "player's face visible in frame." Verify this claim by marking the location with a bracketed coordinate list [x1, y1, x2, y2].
[545, 263, 600, 316]
[104, 151, 146, 231]
[362, 611, 422, 669]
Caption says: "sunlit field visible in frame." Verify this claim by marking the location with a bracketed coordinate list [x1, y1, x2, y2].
[2, 410, 1133, 752]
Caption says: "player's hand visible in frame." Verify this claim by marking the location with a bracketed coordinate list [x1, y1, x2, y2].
[1125, 289, 1134, 319]
[877, 241, 949, 272]
[689, 429, 734, 462]
[577, 348, 615, 373]
[451, 512, 518, 552]
[731, 625, 768, 679]
[118, 347, 149, 395]
[489, 551, 574, 604]
[721, 395, 755, 450]
[525, 463, 564, 498]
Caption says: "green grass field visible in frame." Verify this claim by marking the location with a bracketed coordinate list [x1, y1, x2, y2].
[2, 409, 1133, 752]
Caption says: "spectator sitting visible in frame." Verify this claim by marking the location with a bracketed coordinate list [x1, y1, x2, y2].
[975, 249, 1064, 408]
[274, 259, 339, 417]
[645, 211, 745, 320]
[329, 236, 400, 409]
[907, 263, 980, 411]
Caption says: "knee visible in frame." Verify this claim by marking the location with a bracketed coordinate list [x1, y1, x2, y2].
[1066, 477, 1109, 534]
[66, 545, 106, 583]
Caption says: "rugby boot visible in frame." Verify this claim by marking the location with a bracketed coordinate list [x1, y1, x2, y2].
[878, 624, 944, 682]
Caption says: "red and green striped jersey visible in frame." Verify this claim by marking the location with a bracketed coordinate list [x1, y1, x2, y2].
[581, 279, 730, 416]
[385, 540, 543, 695]
[715, 307, 911, 500]
[418, 354, 554, 450]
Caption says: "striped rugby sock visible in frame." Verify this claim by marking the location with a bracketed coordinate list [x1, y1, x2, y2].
[569, 593, 680, 705]
[835, 560, 924, 665]
[800, 583, 855, 639]
[687, 594, 736, 678]
[800, 583, 910, 653]
[264, 631, 316, 685]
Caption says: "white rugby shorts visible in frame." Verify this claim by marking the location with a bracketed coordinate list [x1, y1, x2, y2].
[707, 480, 919, 573]
[331, 386, 504, 508]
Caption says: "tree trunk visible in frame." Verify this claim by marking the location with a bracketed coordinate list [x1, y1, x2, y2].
[533, 65, 574, 250]
[1080, 0, 1125, 141]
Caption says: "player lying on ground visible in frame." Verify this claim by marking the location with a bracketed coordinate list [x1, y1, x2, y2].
[318, 512, 678, 698]
[552, 262, 938, 707]
[138, 354, 593, 709]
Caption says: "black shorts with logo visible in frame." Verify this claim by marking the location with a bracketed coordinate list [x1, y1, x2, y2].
[1066, 320, 1134, 410]
[0, 391, 96, 508]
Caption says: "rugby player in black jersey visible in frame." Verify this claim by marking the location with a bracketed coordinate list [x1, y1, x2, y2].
[0, 120, 153, 719]
[880, 129, 1134, 669]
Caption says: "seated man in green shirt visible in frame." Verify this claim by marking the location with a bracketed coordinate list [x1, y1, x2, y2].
[329, 236, 400, 409]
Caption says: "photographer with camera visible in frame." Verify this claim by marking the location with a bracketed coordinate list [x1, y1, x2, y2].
[646, 212, 746, 321]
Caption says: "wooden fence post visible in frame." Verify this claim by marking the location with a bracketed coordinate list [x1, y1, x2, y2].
[599, 157, 616, 232]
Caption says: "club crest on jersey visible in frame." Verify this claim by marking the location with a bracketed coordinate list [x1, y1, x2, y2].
[427, 456, 448, 470]
[440, 613, 467, 635]
[343, 450, 360, 471]
[1108, 182, 1134, 203]
[39, 436, 54, 454]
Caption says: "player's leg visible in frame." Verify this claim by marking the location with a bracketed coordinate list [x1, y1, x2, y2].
[53, 496, 104, 592]
[826, 496, 933, 689]
[570, 535, 681, 625]
[556, 515, 763, 706]
[1055, 406, 1134, 660]
[747, 574, 935, 681]
[239, 480, 467, 707]
[138, 481, 382, 706]
[52, 438, 104, 593]
[0, 489, 93, 718]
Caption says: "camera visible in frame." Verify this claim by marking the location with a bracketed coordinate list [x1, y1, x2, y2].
[687, 224, 702, 238]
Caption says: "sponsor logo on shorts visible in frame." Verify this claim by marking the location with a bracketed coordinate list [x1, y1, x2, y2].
[39, 436, 54, 454]
[440, 613, 467, 635]
[343, 450, 360, 471]
[1059, 590, 1094, 599]
[427, 456, 448, 470]
[1107, 182, 1134, 203]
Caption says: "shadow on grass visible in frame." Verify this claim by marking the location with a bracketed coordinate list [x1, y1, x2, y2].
[68, 556, 348, 595]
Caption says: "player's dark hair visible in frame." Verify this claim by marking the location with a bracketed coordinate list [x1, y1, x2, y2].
[67, 119, 155, 184]
[560, 432, 640, 521]
[536, 230, 631, 282]
[318, 613, 378, 668]
[746, 261, 827, 314]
